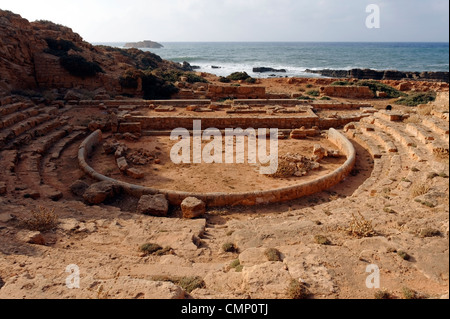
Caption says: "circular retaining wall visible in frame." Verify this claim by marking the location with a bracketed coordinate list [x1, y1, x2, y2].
[78, 128, 356, 207]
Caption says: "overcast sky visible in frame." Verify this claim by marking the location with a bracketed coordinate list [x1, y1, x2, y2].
[1, 0, 448, 43]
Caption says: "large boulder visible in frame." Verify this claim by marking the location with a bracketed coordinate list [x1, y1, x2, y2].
[181, 197, 206, 219]
[137, 194, 169, 217]
[83, 181, 121, 205]
[69, 180, 89, 197]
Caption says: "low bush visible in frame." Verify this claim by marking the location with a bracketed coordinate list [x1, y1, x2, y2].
[230, 259, 244, 272]
[141, 72, 179, 100]
[178, 276, 206, 293]
[226, 72, 252, 81]
[219, 76, 231, 83]
[222, 242, 238, 253]
[60, 55, 103, 78]
[185, 73, 208, 84]
[264, 248, 282, 262]
[286, 279, 310, 299]
[45, 38, 80, 54]
[306, 90, 320, 97]
[395, 92, 437, 107]
[119, 69, 142, 89]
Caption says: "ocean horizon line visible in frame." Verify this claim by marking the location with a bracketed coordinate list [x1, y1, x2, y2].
[92, 41, 450, 45]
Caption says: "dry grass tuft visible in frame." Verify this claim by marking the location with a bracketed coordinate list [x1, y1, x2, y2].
[411, 183, 431, 197]
[264, 248, 282, 262]
[417, 104, 433, 116]
[21, 206, 58, 232]
[346, 212, 376, 238]
[286, 279, 310, 299]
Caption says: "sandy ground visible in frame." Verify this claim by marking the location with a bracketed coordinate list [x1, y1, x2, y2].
[0, 80, 448, 300]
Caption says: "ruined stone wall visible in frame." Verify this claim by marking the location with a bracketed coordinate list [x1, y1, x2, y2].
[126, 116, 320, 130]
[207, 85, 266, 101]
[320, 86, 375, 99]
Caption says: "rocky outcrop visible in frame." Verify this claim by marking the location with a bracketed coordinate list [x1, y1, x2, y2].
[305, 68, 450, 83]
[124, 40, 163, 49]
[0, 9, 183, 96]
[253, 67, 287, 73]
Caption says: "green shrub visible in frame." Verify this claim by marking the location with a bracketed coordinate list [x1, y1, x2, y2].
[222, 242, 238, 253]
[264, 248, 282, 262]
[402, 287, 420, 300]
[305, 84, 314, 88]
[178, 276, 205, 293]
[151, 276, 205, 294]
[219, 76, 231, 83]
[60, 55, 103, 78]
[45, 38, 81, 55]
[119, 69, 142, 89]
[245, 77, 256, 84]
[306, 90, 320, 97]
[320, 96, 331, 100]
[395, 92, 437, 107]
[397, 250, 410, 261]
[185, 73, 208, 84]
[157, 70, 183, 83]
[226, 72, 252, 81]
[230, 259, 244, 272]
[141, 72, 179, 100]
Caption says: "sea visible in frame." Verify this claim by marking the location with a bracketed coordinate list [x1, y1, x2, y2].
[93, 42, 449, 78]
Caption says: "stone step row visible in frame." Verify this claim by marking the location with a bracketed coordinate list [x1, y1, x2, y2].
[372, 118, 426, 162]
[25, 125, 72, 154]
[422, 117, 449, 138]
[361, 125, 398, 154]
[16, 152, 63, 201]
[0, 105, 40, 130]
[0, 101, 32, 117]
[347, 126, 383, 159]
[351, 139, 390, 197]
[0, 114, 52, 149]
[49, 130, 86, 160]
[406, 123, 435, 144]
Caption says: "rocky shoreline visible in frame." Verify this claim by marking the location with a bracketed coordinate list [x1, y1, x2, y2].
[305, 68, 450, 83]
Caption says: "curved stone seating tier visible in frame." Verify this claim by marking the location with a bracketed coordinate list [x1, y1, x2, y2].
[422, 117, 450, 138]
[406, 123, 436, 144]
[78, 129, 356, 207]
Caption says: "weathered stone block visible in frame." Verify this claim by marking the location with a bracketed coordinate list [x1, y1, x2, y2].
[181, 197, 206, 219]
[137, 194, 169, 217]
